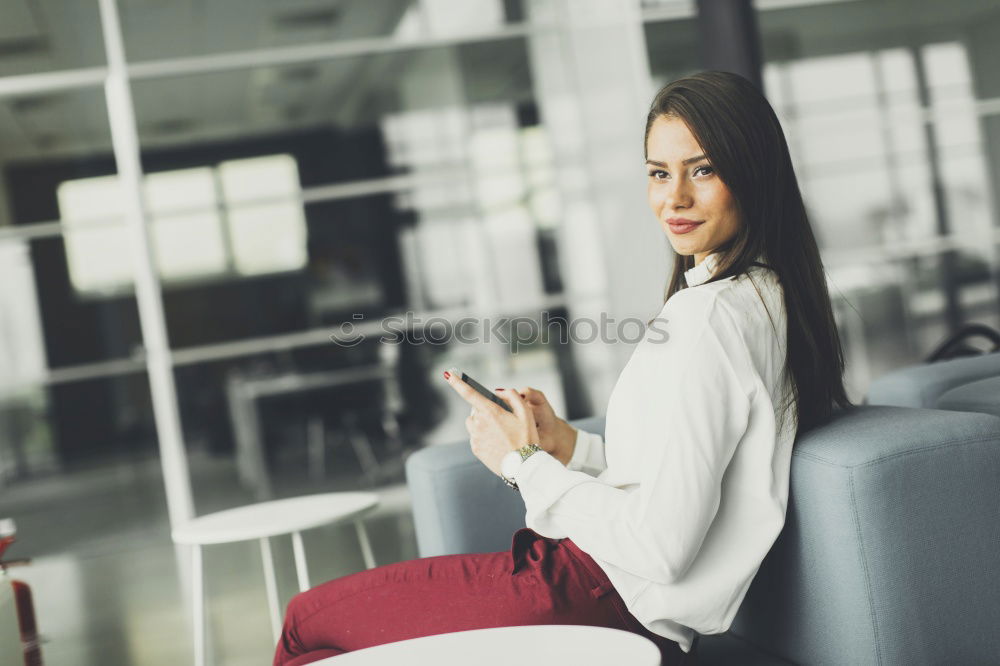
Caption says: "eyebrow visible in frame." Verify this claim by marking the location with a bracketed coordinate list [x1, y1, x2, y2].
[645, 154, 708, 167]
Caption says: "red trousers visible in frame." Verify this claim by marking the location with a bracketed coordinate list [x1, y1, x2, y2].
[273, 527, 691, 665]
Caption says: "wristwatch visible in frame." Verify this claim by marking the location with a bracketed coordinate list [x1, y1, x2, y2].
[500, 443, 542, 492]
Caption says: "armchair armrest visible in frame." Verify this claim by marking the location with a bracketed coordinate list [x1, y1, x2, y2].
[405, 416, 606, 557]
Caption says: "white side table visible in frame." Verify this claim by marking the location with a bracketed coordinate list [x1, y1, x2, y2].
[172, 492, 379, 666]
[310, 625, 662, 665]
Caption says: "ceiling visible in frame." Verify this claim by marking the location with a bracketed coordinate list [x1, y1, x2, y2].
[0, 0, 998, 165]
[0, 0, 541, 163]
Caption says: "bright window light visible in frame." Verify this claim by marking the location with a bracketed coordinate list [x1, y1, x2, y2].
[57, 154, 308, 294]
[218, 154, 307, 275]
[145, 167, 228, 279]
[58, 175, 131, 293]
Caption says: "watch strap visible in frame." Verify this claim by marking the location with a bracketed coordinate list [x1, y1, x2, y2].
[518, 443, 542, 461]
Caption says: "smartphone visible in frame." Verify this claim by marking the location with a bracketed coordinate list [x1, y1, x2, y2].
[448, 367, 514, 413]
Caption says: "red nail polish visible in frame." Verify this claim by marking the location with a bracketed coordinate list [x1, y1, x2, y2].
[494, 388, 502, 391]
[443, 371, 450, 379]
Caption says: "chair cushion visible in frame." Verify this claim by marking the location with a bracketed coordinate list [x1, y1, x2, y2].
[695, 632, 795, 665]
[934, 376, 1000, 418]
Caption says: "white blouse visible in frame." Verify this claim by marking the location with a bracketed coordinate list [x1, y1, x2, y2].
[516, 251, 798, 653]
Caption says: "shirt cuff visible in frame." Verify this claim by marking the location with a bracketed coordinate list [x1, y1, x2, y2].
[566, 428, 591, 472]
[515, 448, 578, 511]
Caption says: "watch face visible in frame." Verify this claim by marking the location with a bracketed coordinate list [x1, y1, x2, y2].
[501, 450, 522, 479]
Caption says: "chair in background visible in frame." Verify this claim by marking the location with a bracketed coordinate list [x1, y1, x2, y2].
[865, 351, 1000, 407]
[865, 324, 1000, 408]
[933, 375, 1000, 418]
[405, 406, 1000, 665]
[226, 365, 395, 498]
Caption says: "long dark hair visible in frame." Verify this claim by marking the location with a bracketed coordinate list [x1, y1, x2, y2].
[644, 70, 853, 435]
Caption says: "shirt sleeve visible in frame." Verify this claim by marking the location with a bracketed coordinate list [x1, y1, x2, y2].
[514, 295, 755, 585]
[565, 428, 608, 477]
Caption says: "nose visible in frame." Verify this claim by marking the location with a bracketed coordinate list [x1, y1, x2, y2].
[664, 177, 693, 210]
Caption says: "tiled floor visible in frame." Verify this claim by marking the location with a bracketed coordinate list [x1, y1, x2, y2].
[3, 449, 422, 666]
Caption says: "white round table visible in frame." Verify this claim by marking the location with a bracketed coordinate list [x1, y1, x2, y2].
[309, 625, 662, 665]
[172, 492, 379, 666]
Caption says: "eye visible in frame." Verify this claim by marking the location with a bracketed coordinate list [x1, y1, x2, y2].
[694, 165, 714, 176]
[648, 169, 668, 180]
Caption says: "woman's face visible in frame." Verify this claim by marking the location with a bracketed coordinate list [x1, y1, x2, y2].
[645, 115, 741, 266]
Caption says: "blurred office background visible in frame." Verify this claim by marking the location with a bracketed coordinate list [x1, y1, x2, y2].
[0, 0, 998, 663]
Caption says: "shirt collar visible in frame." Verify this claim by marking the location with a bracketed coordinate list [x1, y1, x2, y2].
[683, 252, 768, 287]
[683, 252, 721, 287]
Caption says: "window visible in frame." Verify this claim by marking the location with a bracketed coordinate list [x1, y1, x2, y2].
[58, 154, 308, 295]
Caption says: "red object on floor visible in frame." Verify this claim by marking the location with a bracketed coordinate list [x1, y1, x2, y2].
[11, 580, 42, 666]
[1, 523, 43, 666]
[273, 527, 690, 666]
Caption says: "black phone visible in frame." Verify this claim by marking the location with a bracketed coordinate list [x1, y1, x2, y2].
[449, 367, 514, 413]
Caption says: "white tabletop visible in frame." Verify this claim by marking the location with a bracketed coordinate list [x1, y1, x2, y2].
[172, 492, 379, 545]
[309, 625, 661, 665]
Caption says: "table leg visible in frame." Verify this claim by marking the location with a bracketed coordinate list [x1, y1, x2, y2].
[260, 536, 282, 643]
[354, 519, 376, 569]
[246, 396, 274, 500]
[228, 381, 271, 499]
[192, 544, 206, 666]
[291, 531, 310, 592]
[307, 416, 326, 482]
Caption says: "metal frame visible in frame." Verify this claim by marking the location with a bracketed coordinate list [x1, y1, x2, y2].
[0, 291, 577, 398]
[125, 23, 549, 81]
[97, 0, 195, 528]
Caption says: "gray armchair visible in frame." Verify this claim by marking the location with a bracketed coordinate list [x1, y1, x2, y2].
[405, 405, 1000, 665]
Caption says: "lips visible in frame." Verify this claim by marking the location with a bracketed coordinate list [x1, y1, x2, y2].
[666, 218, 703, 234]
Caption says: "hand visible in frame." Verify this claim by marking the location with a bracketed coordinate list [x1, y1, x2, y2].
[517, 387, 577, 466]
[443, 371, 540, 478]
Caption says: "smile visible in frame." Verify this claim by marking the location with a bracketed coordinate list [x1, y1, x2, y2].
[667, 221, 703, 234]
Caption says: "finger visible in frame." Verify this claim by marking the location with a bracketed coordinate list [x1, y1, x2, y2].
[498, 387, 531, 423]
[444, 368, 502, 412]
[519, 386, 543, 403]
[493, 389, 524, 398]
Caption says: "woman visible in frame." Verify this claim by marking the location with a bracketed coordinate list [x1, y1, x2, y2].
[273, 70, 853, 666]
